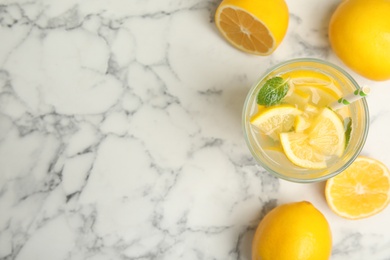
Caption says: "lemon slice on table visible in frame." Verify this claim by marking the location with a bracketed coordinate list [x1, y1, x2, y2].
[250, 105, 302, 140]
[326, 156, 390, 219]
[280, 107, 345, 169]
[214, 0, 289, 55]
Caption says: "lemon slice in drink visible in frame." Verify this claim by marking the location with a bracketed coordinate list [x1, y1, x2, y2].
[282, 70, 342, 107]
[282, 70, 331, 82]
[296, 85, 340, 108]
[282, 70, 343, 99]
[280, 132, 327, 169]
[250, 105, 302, 140]
[309, 107, 345, 156]
[280, 108, 345, 169]
[292, 79, 342, 100]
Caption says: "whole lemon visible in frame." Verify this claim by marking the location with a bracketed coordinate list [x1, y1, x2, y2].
[252, 201, 332, 260]
[328, 0, 390, 81]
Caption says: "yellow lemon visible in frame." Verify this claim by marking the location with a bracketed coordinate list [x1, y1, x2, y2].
[282, 70, 342, 107]
[252, 201, 332, 260]
[280, 132, 327, 169]
[214, 0, 289, 55]
[326, 156, 390, 220]
[329, 0, 390, 81]
[280, 108, 345, 169]
[250, 105, 302, 140]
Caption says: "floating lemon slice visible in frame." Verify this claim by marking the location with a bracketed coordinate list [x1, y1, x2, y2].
[282, 70, 331, 82]
[280, 107, 345, 169]
[280, 132, 327, 169]
[282, 70, 343, 99]
[308, 107, 345, 156]
[282, 70, 342, 107]
[295, 85, 341, 108]
[250, 105, 302, 140]
[326, 156, 390, 219]
[293, 79, 342, 99]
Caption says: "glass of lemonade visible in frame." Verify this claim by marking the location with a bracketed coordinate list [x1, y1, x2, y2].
[242, 58, 369, 183]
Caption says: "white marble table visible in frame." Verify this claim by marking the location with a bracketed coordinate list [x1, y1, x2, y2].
[1, 0, 390, 259]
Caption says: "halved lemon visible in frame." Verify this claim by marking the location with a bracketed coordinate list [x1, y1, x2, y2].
[214, 0, 289, 55]
[325, 156, 390, 219]
[250, 105, 302, 140]
[280, 107, 345, 169]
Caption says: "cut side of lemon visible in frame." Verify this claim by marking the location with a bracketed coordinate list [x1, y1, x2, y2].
[250, 105, 302, 140]
[325, 156, 390, 219]
[216, 7, 274, 55]
[280, 107, 345, 169]
[214, 0, 289, 55]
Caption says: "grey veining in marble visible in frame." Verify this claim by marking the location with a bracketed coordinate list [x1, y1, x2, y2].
[1, 0, 390, 259]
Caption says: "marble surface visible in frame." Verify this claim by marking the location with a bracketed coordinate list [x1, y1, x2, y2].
[1, 0, 390, 259]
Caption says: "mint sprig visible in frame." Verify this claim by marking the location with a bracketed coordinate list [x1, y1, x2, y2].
[257, 77, 289, 107]
[344, 117, 352, 148]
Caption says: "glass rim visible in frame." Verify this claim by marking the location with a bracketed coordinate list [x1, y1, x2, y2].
[242, 58, 370, 183]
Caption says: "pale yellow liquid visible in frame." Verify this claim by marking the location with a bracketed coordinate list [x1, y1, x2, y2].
[249, 70, 351, 171]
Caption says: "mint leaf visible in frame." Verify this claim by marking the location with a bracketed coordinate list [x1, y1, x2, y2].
[344, 117, 352, 148]
[257, 77, 289, 107]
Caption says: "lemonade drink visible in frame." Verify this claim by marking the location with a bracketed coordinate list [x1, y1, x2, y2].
[243, 59, 369, 182]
